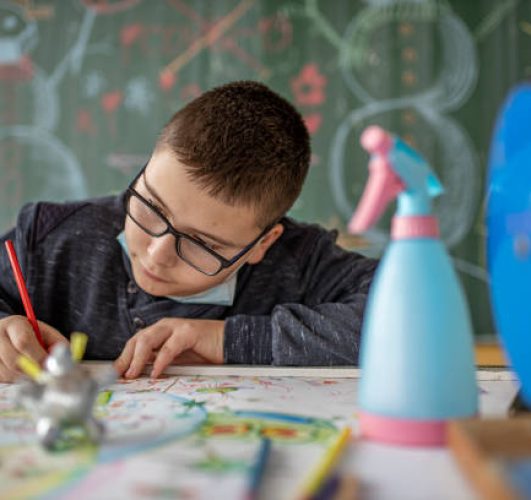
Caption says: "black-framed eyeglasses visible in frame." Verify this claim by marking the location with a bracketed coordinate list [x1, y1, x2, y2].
[124, 167, 276, 276]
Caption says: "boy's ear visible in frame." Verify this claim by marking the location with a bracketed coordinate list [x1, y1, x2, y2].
[246, 223, 284, 265]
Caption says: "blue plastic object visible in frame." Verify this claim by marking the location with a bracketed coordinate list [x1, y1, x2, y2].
[487, 83, 531, 406]
[349, 126, 478, 446]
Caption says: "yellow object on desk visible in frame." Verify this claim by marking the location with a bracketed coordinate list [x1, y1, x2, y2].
[295, 426, 352, 499]
[70, 331, 88, 362]
[16, 355, 42, 381]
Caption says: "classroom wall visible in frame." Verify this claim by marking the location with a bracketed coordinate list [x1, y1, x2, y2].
[1, 0, 530, 337]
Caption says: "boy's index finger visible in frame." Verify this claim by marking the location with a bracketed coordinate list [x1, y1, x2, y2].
[151, 332, 194, 379]
[38, 322, 69, 347]
[6, 325, 47, 364]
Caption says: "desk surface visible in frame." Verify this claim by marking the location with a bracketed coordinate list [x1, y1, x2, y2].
[0, 366, 519, 500]
[474, 341, 508, 367]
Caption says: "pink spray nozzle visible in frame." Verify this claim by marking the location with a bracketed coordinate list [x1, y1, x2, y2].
[348, 126, 405, 234]
[360, 126, 393, 156]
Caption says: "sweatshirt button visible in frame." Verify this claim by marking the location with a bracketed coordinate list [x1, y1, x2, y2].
[133, 317, 145, 329]
[127, 281, 138, 294]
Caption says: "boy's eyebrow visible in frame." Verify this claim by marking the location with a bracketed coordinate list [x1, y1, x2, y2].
[142, 171, 240, 248]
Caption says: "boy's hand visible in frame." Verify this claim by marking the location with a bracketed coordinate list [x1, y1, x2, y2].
[114, 318, 224, 379]
[0, 316, 68, 383]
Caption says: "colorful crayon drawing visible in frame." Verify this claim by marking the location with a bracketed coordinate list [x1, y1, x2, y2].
[0, 370, 517, 498]
[0, 374, 358, 499]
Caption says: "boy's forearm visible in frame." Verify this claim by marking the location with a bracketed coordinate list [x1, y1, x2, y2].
[223, 300, 366, 366]
[224, 315, 273, 364]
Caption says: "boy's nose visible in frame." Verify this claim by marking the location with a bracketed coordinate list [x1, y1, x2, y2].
[146, 234, 178, 267]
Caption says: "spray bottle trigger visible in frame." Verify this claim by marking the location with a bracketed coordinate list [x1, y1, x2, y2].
[348, 156, 405, 233]
[427, 172, 444, 197]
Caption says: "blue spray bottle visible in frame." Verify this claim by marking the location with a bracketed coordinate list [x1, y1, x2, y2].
[349, 126, 478, 446]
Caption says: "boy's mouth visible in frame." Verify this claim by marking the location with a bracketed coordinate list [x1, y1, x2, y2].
[140, 262, 169, 283]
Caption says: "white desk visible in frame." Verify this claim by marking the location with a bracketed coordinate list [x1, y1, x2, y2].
[155, 366, 518, 500]
[332, 368, 515, 500]
[1, 366, 518, 499]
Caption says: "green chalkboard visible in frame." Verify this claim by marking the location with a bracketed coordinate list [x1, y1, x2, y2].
[1, 0, 530, 338]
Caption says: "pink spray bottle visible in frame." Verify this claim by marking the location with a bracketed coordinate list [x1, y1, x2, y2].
[349, 126, 478, 446]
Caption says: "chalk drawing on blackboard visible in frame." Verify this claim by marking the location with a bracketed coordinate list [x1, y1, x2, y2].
[123, 76, 154, 115]
[0, 126, 87, 226]
[0, 2, 37, 66]
[0, 2, 93, 230]
[76, 0, 141, 16]
[338, 1, 477, 109]
[326, 0, 479, 252]
[158, 0, 259, 85]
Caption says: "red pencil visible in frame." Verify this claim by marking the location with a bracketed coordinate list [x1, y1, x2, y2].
[4, 240, 45, 349]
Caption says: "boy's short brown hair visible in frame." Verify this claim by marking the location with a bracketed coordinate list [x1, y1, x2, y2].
[156, 81, 311, 228]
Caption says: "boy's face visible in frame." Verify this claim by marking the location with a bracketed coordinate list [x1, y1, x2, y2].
[124, 149, 283, 297]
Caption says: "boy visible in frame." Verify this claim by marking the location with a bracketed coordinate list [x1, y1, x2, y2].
[0, 81, 377, 382]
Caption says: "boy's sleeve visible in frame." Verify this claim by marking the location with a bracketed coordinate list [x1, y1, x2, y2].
[0, 205, 38, 321]
[0, 228, 25, 320]
[223, 230, 378, 366]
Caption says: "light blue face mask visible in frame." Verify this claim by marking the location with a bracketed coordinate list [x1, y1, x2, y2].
[117, 232, 237, 306]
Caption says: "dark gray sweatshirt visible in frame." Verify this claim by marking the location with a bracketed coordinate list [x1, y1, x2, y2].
[0, 194, 377, 365]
